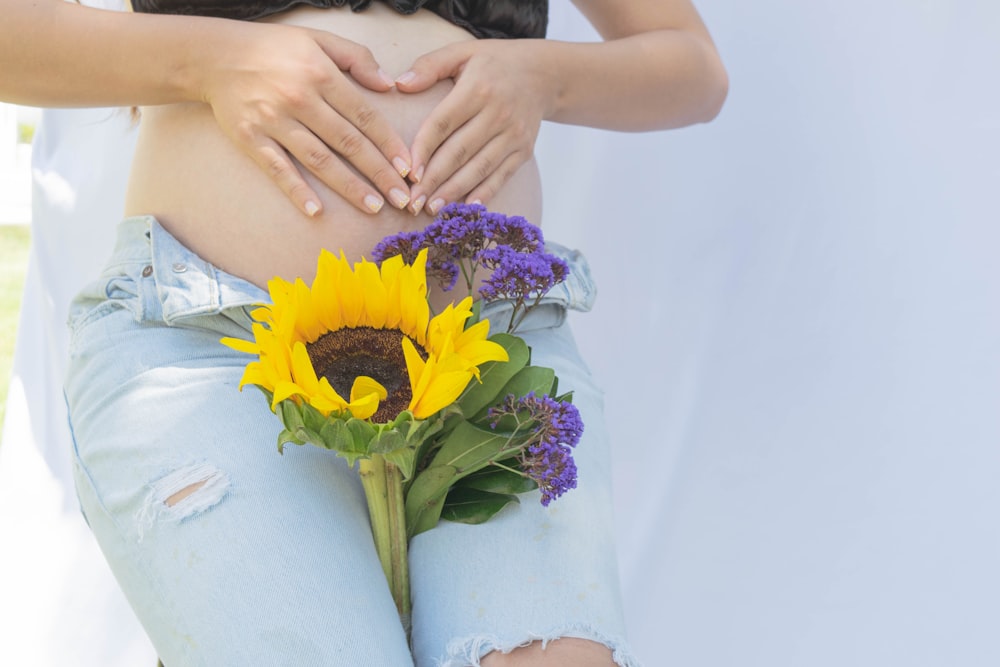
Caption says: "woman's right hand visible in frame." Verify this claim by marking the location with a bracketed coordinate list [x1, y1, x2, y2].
[197, 20, 413, 217]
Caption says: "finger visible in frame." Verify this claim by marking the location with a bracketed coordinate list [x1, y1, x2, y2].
[243, 132, 325, 217]
[306, 112, 412, 210]
[407, 83, 483, 185]
[422, 136, 519, 216]
[317, 75, 412, 180]
[409, 112, 497, 210]
[296, 94, 410, 208]
[311, 30, 395, 92]
[281, 120, 389, 215]
[394, 42, 471, 94]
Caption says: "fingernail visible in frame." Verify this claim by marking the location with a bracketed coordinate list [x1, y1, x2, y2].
[378, 68, 395, 88]
[428, 197, 446, 215]
[304, 200, 320, 217]
[389, 188, 410, 209]
[470, 198, 483, 206]
[412, 164, 425, 184]
[410, 194, 427, 215]
[364, 194, 384, 213]
[396, 71, 416, 86]
[392, 156, 410, 178]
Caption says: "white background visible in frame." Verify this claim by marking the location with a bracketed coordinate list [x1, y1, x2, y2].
[542, 3, 1000, 665]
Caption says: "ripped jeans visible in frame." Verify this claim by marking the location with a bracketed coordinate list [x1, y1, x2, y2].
[65, 216, 639, 666]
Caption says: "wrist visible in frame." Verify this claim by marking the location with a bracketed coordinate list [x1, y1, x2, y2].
[174, 17, 249, 105]
[523, 39, 569, 122]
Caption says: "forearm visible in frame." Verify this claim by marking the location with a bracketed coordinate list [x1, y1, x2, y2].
[540, 30, 728, 132]
[0, 0, 220, 107]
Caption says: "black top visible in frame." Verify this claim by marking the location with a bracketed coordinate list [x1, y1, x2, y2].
[130, 0, 548, 39]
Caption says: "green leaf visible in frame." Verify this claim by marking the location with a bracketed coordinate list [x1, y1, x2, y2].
[294, 426, 323, 448]
[276, 428, 305, 455]
[441, 488, 519, 525]
[317, 419, 353, 452]
[346, 419, 377, 452]
[405, 464, 458, 538]
[458, 466, 537, 495]
[470, 366, 558, 428]
[428, 420, 516, 474]
[299, 401, 329, 435]
[554, 390, 574, 404]
[457, 333, 529, 417]
[368, 428, 406, 455]
[384, 447, 417, 481]
[499, 366, 556, 401]
[277, 399, 304, 432]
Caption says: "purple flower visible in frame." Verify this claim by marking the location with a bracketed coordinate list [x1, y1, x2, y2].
[489, 392, 583, 506]
[424, 202, 489, 255]
[370, 204, 565, 304]
[477, 245, 569, 303]
[371, 228, 460, 291]
[483, 213, 545, 253]
[371, 230, 425, 265]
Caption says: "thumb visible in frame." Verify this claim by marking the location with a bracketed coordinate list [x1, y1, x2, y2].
[312, 31, 395, 91]
[394, 42, 472, 93]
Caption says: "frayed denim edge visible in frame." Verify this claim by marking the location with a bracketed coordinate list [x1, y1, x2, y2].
[435, 623, 642, 667]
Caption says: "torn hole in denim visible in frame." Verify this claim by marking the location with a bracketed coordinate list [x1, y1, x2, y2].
[438, 624, 642, 667]
[135, 462, 229, 539]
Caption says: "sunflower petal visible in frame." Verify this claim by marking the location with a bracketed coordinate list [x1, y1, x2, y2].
[290, 342, 320, 394]
[313, 250, 344, 332]
[454, 338, 510, 367]
[221, 336, 258, 354]
[316, 377, 350, 412]
[338, 251, 364, 327]
[380, 255, 404, 329]
[351, 375, 388, 403]
[347, 376, 387, 420]
[291, 278, 322, 342]
[402, 336, 428, 399]
[357, 259, 388, 328]
[413, 369, 475, 419]
[238, 362, 270, 391]
[271, 380, 305, 409]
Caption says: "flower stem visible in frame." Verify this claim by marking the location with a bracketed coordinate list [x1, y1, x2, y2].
[358, 456, 393, 587]
[359, 455, 412, 641]
[386, 461, 411, 635]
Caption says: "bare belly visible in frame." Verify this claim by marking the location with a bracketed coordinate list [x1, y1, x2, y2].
[124, 4, 543, 293]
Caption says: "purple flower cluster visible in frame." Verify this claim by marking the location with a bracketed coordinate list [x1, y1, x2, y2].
[371, 229, 460, 290]
[371, 203, 566, 313]
[482, 212, 544, 253]
[371, 229, 424, 265]
[490, 392, 583, 506]
[478, 245, 569, 303]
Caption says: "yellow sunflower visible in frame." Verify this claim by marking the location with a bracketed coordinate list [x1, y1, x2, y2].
[222, 249, 508, 423]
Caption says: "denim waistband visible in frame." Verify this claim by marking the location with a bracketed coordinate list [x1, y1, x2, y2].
[103, 215, 597, 332]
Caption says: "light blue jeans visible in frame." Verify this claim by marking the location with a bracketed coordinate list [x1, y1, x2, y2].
[65, 216, 639, 666]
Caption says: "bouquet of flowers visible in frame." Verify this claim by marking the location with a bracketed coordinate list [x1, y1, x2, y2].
[221, 204, 582, 637]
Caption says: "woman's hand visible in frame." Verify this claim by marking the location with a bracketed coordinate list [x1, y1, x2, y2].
[394, 39, 557, 215]
[198, 21, 413, 217]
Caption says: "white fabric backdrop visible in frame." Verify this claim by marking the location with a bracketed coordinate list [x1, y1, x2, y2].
[2, 2, 998, 665]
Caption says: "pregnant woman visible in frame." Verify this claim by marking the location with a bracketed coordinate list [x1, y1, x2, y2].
[2, 1, 726, 664]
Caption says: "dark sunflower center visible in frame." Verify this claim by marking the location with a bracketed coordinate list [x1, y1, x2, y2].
[306, 327, 426, 423]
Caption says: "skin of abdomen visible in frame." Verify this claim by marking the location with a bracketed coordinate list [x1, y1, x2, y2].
[124, 3, 543, 291]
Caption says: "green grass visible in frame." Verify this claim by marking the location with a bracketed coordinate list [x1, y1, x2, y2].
[0, 225, 31, 436]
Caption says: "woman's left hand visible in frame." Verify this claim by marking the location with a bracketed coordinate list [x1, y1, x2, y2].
[394, 39, 557, 215]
